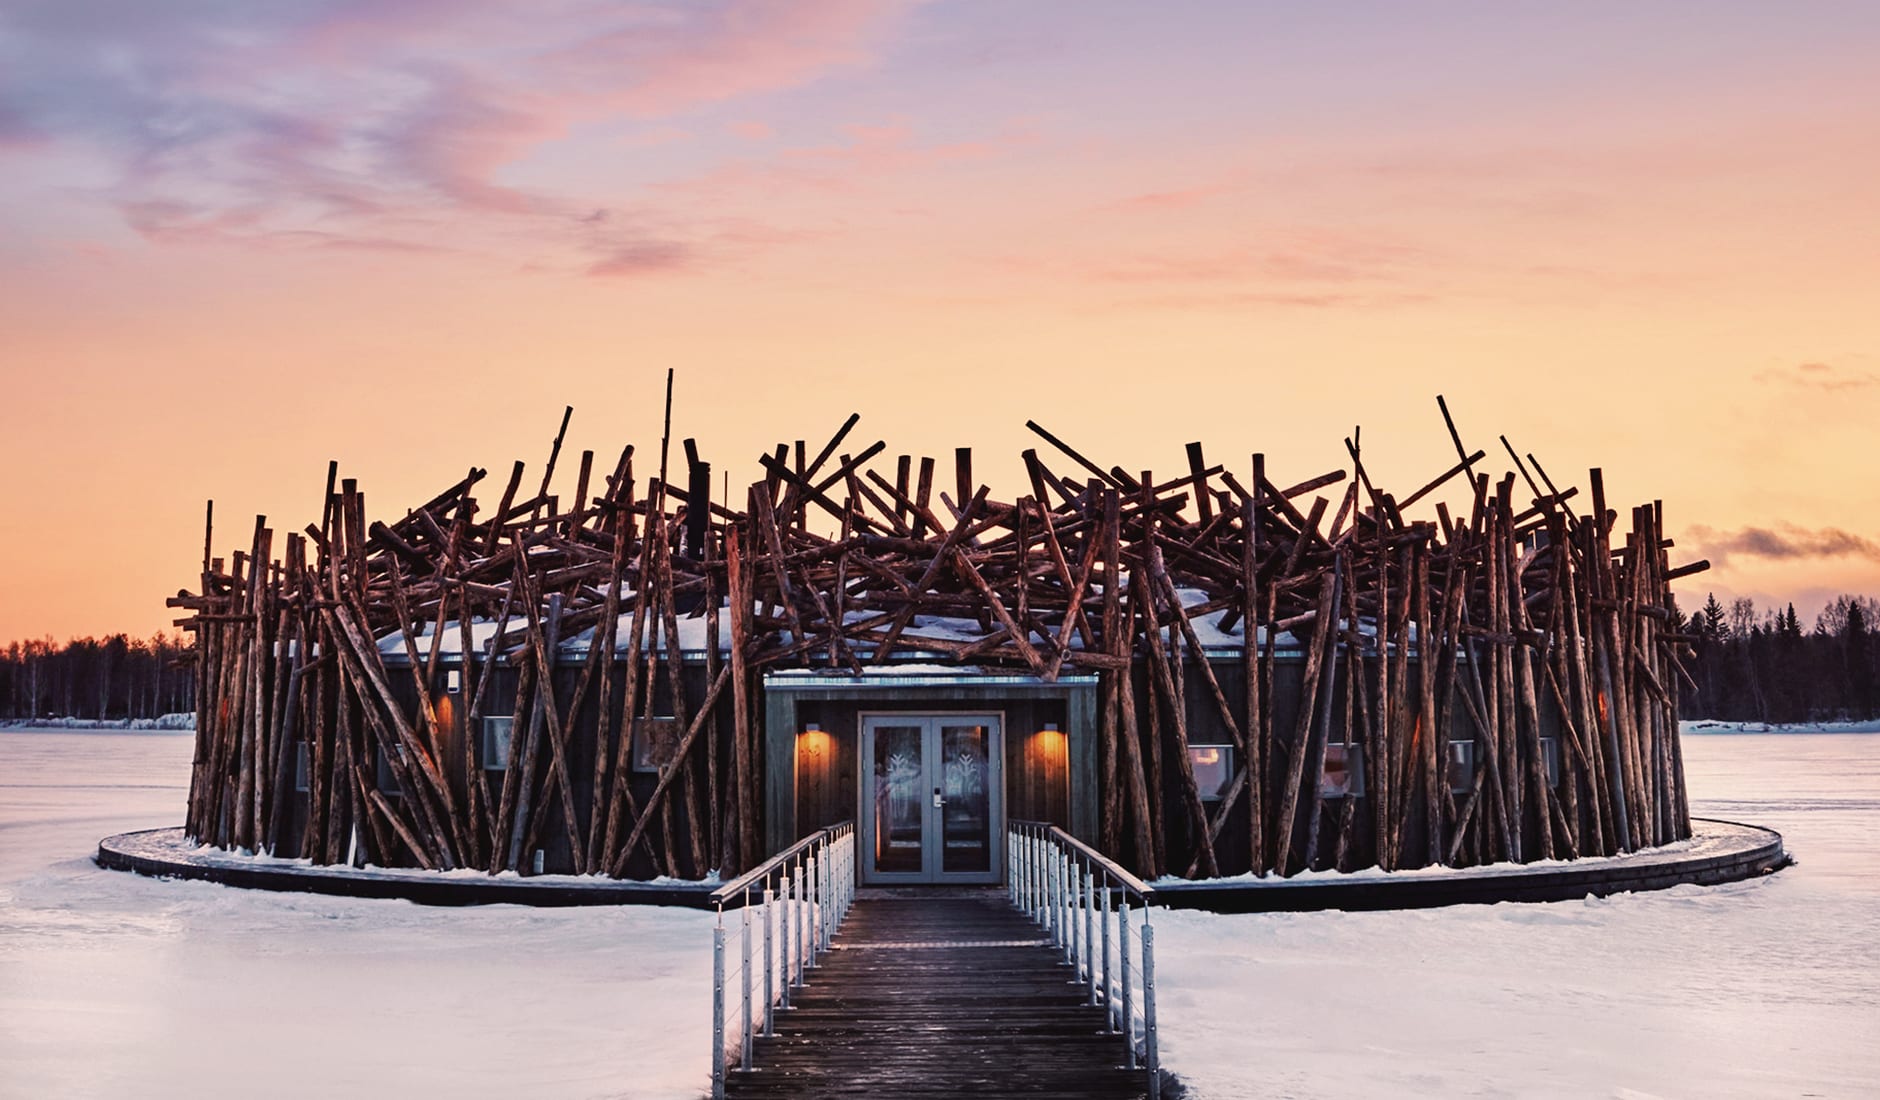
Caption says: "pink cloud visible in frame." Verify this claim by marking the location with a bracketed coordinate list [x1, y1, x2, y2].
[658, 118, 1025, 201]
[1092, 230, 1435, 288]
[1105, 182, 1239, 212]
[586, 239, 692, 277]
[541, 0, 906, 116]
[1, 0, 918, 270]
[1754, 361, 1880, 393]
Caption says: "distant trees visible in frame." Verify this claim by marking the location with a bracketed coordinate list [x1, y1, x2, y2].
[0, 634, 194, 721]
[1681, 592, 1880, 723]
[4, 596, 1872, 725]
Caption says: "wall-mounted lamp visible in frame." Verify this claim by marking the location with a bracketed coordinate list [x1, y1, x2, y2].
[446, 669, 462, 694]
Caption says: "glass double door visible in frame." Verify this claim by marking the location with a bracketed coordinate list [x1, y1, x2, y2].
[861, 714, 1003, 884]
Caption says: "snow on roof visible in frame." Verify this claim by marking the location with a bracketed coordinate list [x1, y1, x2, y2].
[376, 588, 1321, 664]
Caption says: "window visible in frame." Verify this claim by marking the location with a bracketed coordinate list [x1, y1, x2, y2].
[632, 717, 683, 773]
[1540, 735, 1561, 788]
[294, 742, 310, 793]
[1188, 744, 1234, 801]
[1319, 741, 1365, 798]
[1447, 740, 1476, 795]
[482, 716, 515, 771]
[376, 745, 403, 795]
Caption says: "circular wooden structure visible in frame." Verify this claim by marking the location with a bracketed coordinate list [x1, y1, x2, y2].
[167, 398, 1710, 887]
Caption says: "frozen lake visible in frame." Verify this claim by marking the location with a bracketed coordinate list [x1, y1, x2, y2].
[2, 729, 1875, 1098]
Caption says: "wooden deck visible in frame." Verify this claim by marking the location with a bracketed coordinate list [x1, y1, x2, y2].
[725, 889, 1150, 1099]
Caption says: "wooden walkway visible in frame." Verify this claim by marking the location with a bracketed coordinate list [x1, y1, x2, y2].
[725, 889, 1149, 1099]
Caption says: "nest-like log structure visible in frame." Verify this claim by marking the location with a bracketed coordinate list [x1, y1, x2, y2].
[171, 397, 1703, 881]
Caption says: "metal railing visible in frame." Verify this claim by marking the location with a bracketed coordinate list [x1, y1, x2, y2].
[708, 821, 856, 1100]
[1008, 820, 1160, 1100]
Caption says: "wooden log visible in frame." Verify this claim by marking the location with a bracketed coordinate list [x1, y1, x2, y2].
[1098, 489, 1123, 855]
[1272, 571, 1339, 875]
[727, 526, 759, 873]
[1143, 540, 1217, 877]
[1245, 460, 1265, 874]
[1112, 591, 1158, 878]
[608, 665, 732, 877]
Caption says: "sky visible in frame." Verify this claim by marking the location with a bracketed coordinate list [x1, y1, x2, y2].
[2, 1, 1878, 641]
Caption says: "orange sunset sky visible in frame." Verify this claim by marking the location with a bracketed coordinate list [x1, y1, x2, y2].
[2, 2, 1877, 642]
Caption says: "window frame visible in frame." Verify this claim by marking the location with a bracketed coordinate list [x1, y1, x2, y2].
[482, 715, 516, 771]
[1447, 739, 1476, 795]
[631, 716, 683, 774]
[1318, 739, 1365, 799]
[1187, 743, 1235, 802]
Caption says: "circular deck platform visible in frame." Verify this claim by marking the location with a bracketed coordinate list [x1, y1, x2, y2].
[1154, 818, 1789, 912]
[94, 827, 718, 908]
[97, 818, 1786, 910]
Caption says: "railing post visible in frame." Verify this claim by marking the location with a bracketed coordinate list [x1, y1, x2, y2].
[1032, 834, 1043, 927]
[1022, 827, 1037, 913]
[805, 850, 819, 970]
[1034, 832, 1046, 924]
[817, 842, 827, 951]
[740, 898, 753, 1071]
[762, 885, 776, 1035]
[1022, 830, 1033, 921]
[711, 914, 726, 1100]
[793, 861, 806, 986]
[1143, 917, 1160, 1100]
[779, 869, 793, 1008]
[1083, 865, 1096, 1002]
[1045, 841, 1057, 941]
[1022, 831, 1037, 917]
[1058, 849, 1072, 963]
[1120, 896, 1135, 1070]
[1070, 854, 1083, 972]
[1100, 881, 1115, 1030]
[1042, 834, 1050, 925]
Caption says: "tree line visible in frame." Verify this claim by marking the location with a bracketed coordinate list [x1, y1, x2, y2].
[1678, 593, 1879, 723]
[0, 634, 196, 722]
[1, 591, 1872, 725]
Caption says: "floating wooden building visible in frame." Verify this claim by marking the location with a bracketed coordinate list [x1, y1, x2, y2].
[171, 393, 1703, 885]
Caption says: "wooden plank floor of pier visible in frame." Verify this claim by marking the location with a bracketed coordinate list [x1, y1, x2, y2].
[725, 888, 1150, 1099]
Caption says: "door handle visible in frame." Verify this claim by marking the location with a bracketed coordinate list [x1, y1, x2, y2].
[933, 787, 944, 808]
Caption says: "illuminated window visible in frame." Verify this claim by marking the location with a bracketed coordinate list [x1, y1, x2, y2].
[632, 716, 682, 773]
[1189, 744, 1233, 801]
[1448, 740, 1475, 795]
[1319, 741, 1364, 798]
[482, 716, 514, 771]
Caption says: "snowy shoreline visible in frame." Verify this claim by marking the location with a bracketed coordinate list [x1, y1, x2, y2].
[0, 713, 195, 732]
[1682, 718, 1880, 735]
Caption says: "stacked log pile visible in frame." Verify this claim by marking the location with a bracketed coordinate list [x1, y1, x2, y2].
[171, 387, 1703, 880]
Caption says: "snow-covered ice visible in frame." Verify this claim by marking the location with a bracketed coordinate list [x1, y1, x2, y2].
[1154, 731, 1880, 1098]
[3, 728, 1875, 1098]
[0, 729, 713, 1100]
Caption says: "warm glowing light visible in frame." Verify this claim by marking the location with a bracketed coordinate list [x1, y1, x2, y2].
[797, 724, 832, 759]
[1192, 747, 1221, 766]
